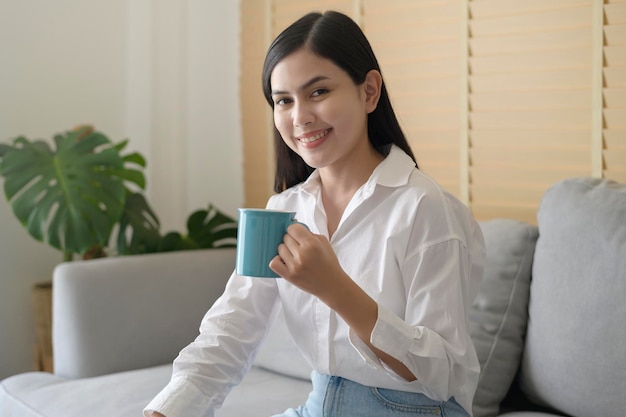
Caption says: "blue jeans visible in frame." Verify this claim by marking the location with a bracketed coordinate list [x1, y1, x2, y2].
[271, 372, 469, 417]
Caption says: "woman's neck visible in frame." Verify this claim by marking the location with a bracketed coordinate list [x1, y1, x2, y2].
[319, 145, 384, 238]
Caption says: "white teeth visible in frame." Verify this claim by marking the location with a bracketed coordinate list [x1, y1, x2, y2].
[298, 129, 329, 143]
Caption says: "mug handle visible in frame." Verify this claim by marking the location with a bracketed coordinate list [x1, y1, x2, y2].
[289, 219, 310, 231]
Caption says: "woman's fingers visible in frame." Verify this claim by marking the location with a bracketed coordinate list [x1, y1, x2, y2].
[269, 232, 298, 276]
[269, 254, 287, 276]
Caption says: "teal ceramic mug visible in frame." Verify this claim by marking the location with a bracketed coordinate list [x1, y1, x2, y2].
[236, 209, 304, 278]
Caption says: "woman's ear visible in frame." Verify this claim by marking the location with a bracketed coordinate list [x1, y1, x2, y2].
[363, 69, 382, 114]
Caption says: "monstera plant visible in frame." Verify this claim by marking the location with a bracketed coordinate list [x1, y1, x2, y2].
[0, 126, 152, 261]
[0, 126, 238, 261]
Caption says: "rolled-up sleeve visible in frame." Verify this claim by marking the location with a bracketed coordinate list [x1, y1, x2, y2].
[349, 238, 481, 403]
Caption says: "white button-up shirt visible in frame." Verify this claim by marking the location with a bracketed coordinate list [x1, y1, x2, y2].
[145, 145, 486, 417]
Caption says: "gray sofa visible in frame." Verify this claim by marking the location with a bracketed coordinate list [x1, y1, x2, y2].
[1, 177, 625, 417]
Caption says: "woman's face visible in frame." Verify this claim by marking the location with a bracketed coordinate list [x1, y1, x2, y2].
[270, 48, 374, 172]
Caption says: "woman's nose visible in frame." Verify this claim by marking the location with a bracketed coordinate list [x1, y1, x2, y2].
[293, 102, 314, 127]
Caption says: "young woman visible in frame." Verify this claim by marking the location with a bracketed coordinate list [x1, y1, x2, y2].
[145, 10, 485, 417]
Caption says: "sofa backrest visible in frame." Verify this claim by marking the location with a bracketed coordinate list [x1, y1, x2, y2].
[470, 219, 539, 417]
[519, 177, 626, 417]
[53, 248, 236, 378]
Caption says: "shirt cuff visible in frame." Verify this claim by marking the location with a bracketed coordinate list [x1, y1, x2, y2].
[144, 376, 216, 417]
[348, 305, 414, 381]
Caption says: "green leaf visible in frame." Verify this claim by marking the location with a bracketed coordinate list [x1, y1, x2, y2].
[0, 143, 10, 157]
[103, 168, 146, 190]
[71, 132, 110, 154]
[157, 232, 197, 252]
[0, 130, 148, 256]
[115, 192, 161, 255]
[122, 152, 146, 167]
[112, 139, 129, 153]
[185, 204, 238, 249]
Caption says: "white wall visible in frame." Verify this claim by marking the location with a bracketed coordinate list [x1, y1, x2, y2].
[0, 0, 242, 379]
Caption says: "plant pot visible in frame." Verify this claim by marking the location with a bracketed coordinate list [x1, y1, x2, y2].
[32, 281, 53, 372]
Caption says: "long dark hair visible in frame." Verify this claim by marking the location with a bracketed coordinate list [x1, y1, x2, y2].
[262, 10, 417, 193]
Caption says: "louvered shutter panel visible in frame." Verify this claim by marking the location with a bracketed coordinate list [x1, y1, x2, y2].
[273, 0, 355, 37]
[241, 0, 272, 208]
[363, 0, 466, 199]
[468, 0, 595, 223]
[604, 0, 626, 183]
[241, 1, 625, 220]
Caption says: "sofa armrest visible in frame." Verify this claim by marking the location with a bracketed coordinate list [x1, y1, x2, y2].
[52, 248, 235, 379]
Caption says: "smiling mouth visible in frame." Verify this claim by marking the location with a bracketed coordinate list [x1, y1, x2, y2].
[296, 128, 331, 144]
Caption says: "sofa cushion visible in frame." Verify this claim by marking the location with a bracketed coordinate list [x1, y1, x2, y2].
[470, 219, 539, 417]
[519, 177, 626, 417]
[0, 365, 172, 417]
[0, 364, 311, 417]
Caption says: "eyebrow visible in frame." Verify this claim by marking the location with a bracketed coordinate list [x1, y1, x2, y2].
[271, 75, 331, 96]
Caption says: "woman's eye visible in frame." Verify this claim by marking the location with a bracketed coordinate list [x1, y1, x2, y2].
[275, 97, 292, 106]
[311, 88, 328, 97]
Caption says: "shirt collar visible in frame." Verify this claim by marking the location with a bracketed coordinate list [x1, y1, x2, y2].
[370, 145, 416, 188]
[297, 145, 416, 196]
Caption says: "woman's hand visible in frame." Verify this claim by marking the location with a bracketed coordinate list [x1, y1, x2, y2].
[269, 223, 349, 301]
